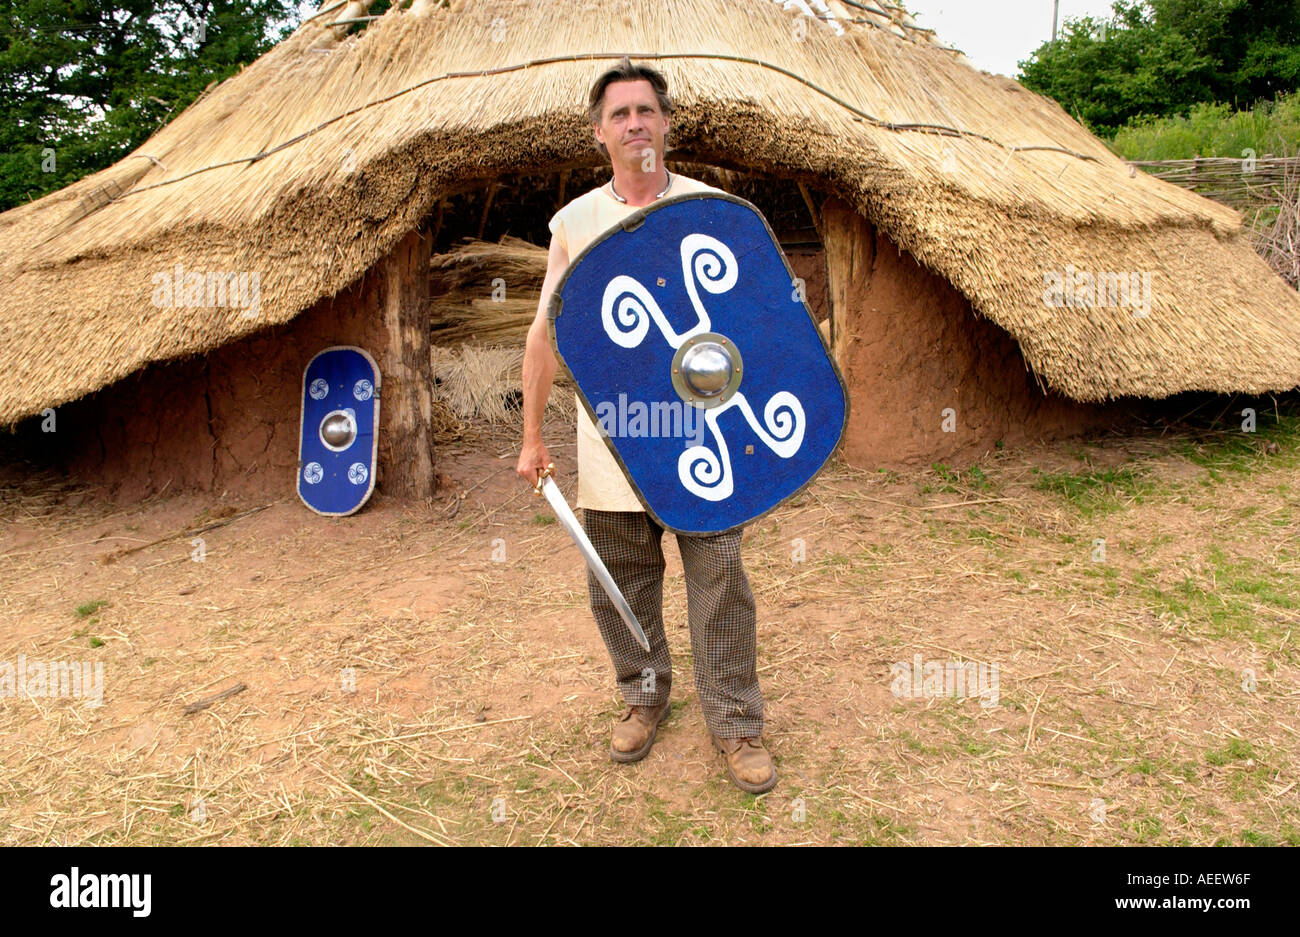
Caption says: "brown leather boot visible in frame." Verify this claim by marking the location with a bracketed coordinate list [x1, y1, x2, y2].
[610, 700, 671, 763]
[711, 734, 777, 793]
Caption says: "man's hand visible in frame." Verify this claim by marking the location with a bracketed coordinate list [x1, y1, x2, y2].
[517, 438, 552, 487]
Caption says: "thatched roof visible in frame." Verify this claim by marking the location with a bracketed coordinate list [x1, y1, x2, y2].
[3, 0, 1299, 427]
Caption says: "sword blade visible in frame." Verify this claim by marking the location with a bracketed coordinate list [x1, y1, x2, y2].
[539, 477, 651, 653]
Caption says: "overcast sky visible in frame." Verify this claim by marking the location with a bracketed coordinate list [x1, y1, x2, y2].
[902, 0, 1120, 77]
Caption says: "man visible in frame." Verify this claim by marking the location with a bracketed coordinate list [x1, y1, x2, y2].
[515, 58, 776, 794]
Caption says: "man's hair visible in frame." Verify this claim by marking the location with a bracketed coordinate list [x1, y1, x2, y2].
[587, 56, 674, 156]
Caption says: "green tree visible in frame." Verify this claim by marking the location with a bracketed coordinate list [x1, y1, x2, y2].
[0, 1, 303, 211]
[1019, 0, 1300, 135]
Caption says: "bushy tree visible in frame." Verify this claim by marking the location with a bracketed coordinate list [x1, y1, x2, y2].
[1019, 0, 1300, 134]
[0, 1, 302, 211]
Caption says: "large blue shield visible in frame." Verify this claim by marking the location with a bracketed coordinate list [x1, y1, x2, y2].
[298, 346, 380, 516]
[550, 193, 848, 535]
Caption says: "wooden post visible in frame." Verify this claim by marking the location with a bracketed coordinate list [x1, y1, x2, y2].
[379, 227, 435, 500]
[821, 195, 875, 373]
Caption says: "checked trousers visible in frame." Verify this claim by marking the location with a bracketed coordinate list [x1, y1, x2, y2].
[581, 509, 763, 739]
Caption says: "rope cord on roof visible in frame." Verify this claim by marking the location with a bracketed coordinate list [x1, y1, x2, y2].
[103, 49, 1099, 205]
[834, 0, 941, 39]
[305, 1, 349, 21]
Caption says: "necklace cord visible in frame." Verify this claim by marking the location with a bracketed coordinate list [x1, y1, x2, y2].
[609, 169, 672, 203]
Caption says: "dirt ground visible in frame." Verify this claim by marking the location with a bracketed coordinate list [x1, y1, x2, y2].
[1, 405, 1298, 846]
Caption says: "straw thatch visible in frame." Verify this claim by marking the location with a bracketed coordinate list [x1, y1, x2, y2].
[431, 342, 574, 423]
[3, 0, 1300, 429]
[430, 236, 546, 345]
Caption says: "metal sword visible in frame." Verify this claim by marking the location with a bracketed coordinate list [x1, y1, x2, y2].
[532, 464, 651, 653]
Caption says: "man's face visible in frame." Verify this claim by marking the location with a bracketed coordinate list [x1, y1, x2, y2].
[594, 79, 670, 171]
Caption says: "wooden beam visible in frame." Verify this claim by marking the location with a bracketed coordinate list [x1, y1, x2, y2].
[431, 198, 447, 247]
[797, 181, 823, 243]
[477, 183, 499, 240]
[557, 169, 570, 210]
[379, 228, 436, 500]
[821, 196, 875, 375]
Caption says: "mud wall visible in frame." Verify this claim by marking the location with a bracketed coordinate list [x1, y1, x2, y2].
[28, 270, 392, 503]
[821, 197, 1124, 467]
[787, 250, 830, 326]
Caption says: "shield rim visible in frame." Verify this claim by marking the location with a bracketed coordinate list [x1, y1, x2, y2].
[547, 191, 850, 536]
[297, 345, 382, 517]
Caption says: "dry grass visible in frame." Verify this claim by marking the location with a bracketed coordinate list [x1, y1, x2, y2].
[1, 401, 1298, 845]
[430, 236, 547, 347]
[431, 342, 574, 425]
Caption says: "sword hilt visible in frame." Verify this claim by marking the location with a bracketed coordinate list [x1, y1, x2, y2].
[532, 462, 555, 497]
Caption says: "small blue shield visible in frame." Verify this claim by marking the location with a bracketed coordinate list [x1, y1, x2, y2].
[298, 346, 380, 516]
[550, 193, 848, 534]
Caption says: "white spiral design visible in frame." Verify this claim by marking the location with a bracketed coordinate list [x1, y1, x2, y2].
[681, 234, 736, 328]
[601, 275, 709, 349]
[353, 379, 373, 401]
[348, 462, 369, 485]
[309, 379, 329, 400]
[597, 232, 739, 351]
[678, 446, 734, 501]
[677, 409, 734, 501]
[762, 391, 805, 455]
[303, 462, 323, 484]
[718, 391, 805, 459]
[600, 276, 654, 348]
